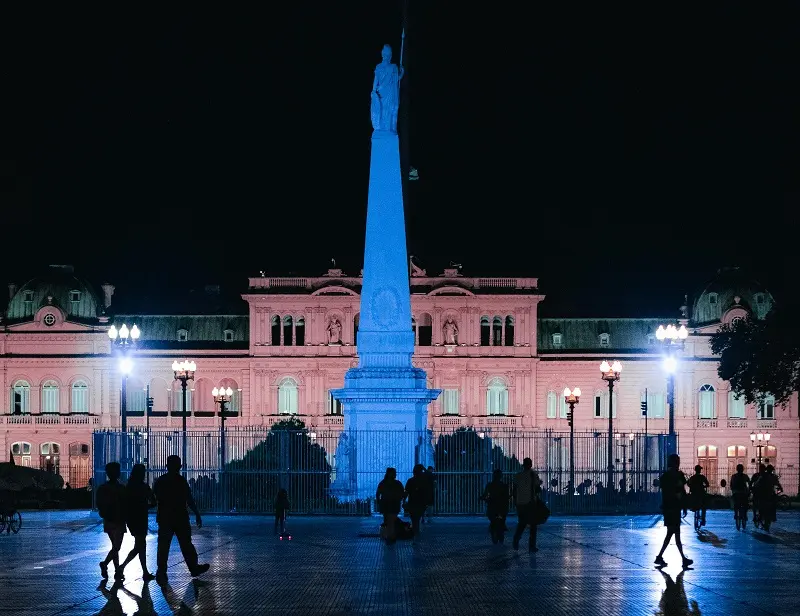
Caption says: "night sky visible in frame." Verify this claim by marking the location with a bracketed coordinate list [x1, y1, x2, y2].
[2, 4, 795, 317]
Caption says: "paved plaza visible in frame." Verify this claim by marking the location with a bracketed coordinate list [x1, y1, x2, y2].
[0, 510, 798, 615]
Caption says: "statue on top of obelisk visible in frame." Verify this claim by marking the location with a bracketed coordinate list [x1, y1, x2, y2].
[370, 43, 405, 133]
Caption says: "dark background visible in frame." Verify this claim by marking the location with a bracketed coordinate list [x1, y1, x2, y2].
[2, 4, 795, 316]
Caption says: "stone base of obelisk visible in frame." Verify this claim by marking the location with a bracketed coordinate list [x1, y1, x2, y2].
[330, 367, 439, 503]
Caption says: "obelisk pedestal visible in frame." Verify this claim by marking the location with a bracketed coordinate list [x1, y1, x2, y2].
[331, 45, 439, 502]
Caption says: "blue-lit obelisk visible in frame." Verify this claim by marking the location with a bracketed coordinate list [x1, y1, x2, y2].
[331, 42, 439, 501]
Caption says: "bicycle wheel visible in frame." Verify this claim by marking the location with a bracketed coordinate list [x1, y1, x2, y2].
[7, 511, 21, 534]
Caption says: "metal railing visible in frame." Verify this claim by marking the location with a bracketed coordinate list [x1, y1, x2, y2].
[92, 428, 683, 515]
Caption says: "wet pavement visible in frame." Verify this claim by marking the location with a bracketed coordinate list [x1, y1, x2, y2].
[0, 510, 797, 615]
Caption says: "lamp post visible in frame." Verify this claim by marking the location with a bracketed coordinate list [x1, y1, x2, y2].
[213, 385, 233, 512]
[108, 323, 141, 433]
[563, 387, 581, 496]
[615, 432, 634, 493]
[750, 431, 771, 465]
[172, 360, 196, 476]
[655, 323, 688, 455]
[600, 360, 622, 491]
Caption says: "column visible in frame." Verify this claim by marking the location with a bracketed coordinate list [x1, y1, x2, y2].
[433, 308, 443, 345]
[500, 315, 506, 346]
[343, 307, 353, 344]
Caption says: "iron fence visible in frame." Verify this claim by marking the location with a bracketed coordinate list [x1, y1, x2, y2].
[93, 427, 684, 515]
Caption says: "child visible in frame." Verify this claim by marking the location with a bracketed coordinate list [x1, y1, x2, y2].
[275, 489, 290, 535]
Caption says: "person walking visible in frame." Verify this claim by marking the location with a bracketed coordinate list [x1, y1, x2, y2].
[97, 462, 127, 581]
[153, 455, 209, 584]
[512, 458, 541, 552]
[404, 464, 428, 539]
[730, 464, 750, 530]
[274, 488, 290, 535]
[375, 467, 405, 544]
[654, 454, 693, 568]
[481, 469, 509, 544]
[686, 465, 709, 526]
[118, 463, 157, 581]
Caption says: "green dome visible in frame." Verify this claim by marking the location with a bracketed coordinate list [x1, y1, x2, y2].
[6, 265, 104, 323]
[691, 267, 774, 326]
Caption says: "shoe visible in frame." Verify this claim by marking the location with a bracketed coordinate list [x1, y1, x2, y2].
[142, 572, 156, 582]
[99, 562, 109, 579]
[682, 557, 693, 568]
[654, 556, 666, 567]
[190, 563, 210, 577]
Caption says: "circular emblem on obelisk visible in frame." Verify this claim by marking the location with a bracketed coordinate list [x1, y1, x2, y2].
[370, 287, 399, 329]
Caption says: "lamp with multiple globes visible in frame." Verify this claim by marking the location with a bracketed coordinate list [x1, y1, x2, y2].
[563, 387, 581, 496]
[109, 323, 141, 435]
[213, 384, 235, 512]
[655, 323, 688, 454]
[750, 431, 771, 465]
[173, 360, 197, 475]
[599, 360, 622, 491]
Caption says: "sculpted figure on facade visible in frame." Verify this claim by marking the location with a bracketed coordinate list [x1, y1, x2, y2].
[370, 44, 404, 133]
[443, 317, 459, 345]
[327, 317, 343, 344]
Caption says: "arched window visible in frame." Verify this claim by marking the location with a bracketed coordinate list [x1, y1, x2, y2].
[219, 378, 241, 413]
[172, 381, 193, 414]
[42, 380, 60, 414]
[11, 441, 32, 466]
[11, 380, 30, 415]
[271, 315, 281, 345]
[417, 312, 432, 346]
[758, 395, 775, 419]
[698, 384, 716, 419]
[68, 442, 91, 488]
[149, 377, 168, 412]
[486, 378, 508, 416]
[71, 381, 89, 414]
[697, 445, 718, 488]
[546, 391, 557, 419]
[193, 378, 214, 413]
[480, 316, 491, 346]
[593, 390, 617, 418]
[764, 445, 777, 464]
[504, 316, 514, 346]
[642, 390, 666, 418]
[599, 333, 610, 348]
[125, 378, 146, 414]
[278, 377, 299, 414]
[728, 391, 746, 419]
[40, 442, 61, 474]
[492, 317, 503, 346]
[223, 329, 234, 342]
[295, 317, 305, 346]
[177, 329, 189, 342]
[353, 313, 360, 345]
[282, 315, 294, 346]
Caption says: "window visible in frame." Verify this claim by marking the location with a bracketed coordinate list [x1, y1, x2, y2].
[697, 445, 718, 488]
[727, 445, 747, 458]
[42, 381, 59, 414]
[728, 392, 746, 419]
[278, 377, 299, 414]
[23, 290, 33, 303]
[40, 442, 61, 473]
[127, 386, 146, 414]
[173, 387, 193, 413]
[552, 333, 562, 347]
[492, 317, 503, 346]
[642, 391, 666, 418]
[282, 316, 294, 346]
[763, 445, 777, 464]
[328, 391, 343, 415]
[224, 329, 234, 342]
[698, 384, 716, 419]
[547, 391, 557, 419]
[70, 291, 81, 303]
[708, 293, 718, 305]
[442, 389, 460, 415]
[11, 441, 32, 467]
[599, 333, 610, 347]
[758, 396, 775, 419]
[71, 381, 89, 414]
[594, 391, 616, 418]
[486, 378, 508, 415]
[11, 380, 30, 414]
[177, 329, 189, 342]
[559, 396, 568, 419]
[480, 316, 491, 346]
[504, 316, 514, 346]
[43, 313, 56, 326]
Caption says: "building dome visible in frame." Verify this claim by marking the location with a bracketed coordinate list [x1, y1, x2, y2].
[5, 265, 106, 324]
[691, 267, 774, 326]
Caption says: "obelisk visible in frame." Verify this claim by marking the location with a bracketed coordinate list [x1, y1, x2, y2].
[331, 43, 439, 501]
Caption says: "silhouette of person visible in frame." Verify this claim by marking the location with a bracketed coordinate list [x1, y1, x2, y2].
[376, 467, 404, 544]
[275, 488, 290, 535]
[119, 463, 157, 581]
[404, 464, 428, 538]
[512, 457, 542, 552]
[657, 569, 702, 615]
[687, 465, 709, 526]
[96, 461, 127, 581]
[482, 469, 509, 544]
[654, 454, 693, 568]
[730, 463, 750, 530]
[153, 455, 209, 583]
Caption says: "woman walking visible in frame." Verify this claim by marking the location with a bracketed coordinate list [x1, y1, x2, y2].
[404, 464, 429, 539]
[118, 463, 157, 581]
[376, 467, 405, 544]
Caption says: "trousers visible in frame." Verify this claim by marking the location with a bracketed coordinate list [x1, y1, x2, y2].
[156, 520, 199, 574]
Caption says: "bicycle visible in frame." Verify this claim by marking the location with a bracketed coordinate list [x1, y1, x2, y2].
[0, 507, 22, 534]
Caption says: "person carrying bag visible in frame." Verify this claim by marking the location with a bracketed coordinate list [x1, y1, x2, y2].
[512, 458, 543, 552]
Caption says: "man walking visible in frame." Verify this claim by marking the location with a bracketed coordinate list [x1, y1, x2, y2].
[512, 457, 541, 552]
[153, 455, 209, 583]
[97, 462, 127, 580]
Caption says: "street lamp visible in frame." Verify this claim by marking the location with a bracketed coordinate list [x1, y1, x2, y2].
[564, 387, 581, 496]
[173, 360, 196, 475]
[600, 360, 622, 491]
[213, 385, 233, 512]
[655, 323, 688, 454]
[750, 431, 771, 465]
[109, 323, 141, 433]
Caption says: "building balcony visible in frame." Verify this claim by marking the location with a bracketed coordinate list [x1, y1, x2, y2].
[1, 414, 100, 426]
[696, 419, 718, 429]
[757, 419, 777, 429]
[727, 419, 748, 429]
[476, 416, 519, 428]
[323, 415, 344, 426]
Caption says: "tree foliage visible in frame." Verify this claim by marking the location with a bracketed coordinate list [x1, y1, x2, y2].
[710, 307, 800, 406]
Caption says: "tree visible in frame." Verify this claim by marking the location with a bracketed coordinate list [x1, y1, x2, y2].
[433, 428, 522, 514]
[710, 307, 800, 406]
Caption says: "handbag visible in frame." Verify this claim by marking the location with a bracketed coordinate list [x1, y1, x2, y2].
[533, 498, 550, 525]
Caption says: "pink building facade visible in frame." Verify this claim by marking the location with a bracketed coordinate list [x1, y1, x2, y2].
[1, 265, 796, 490]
